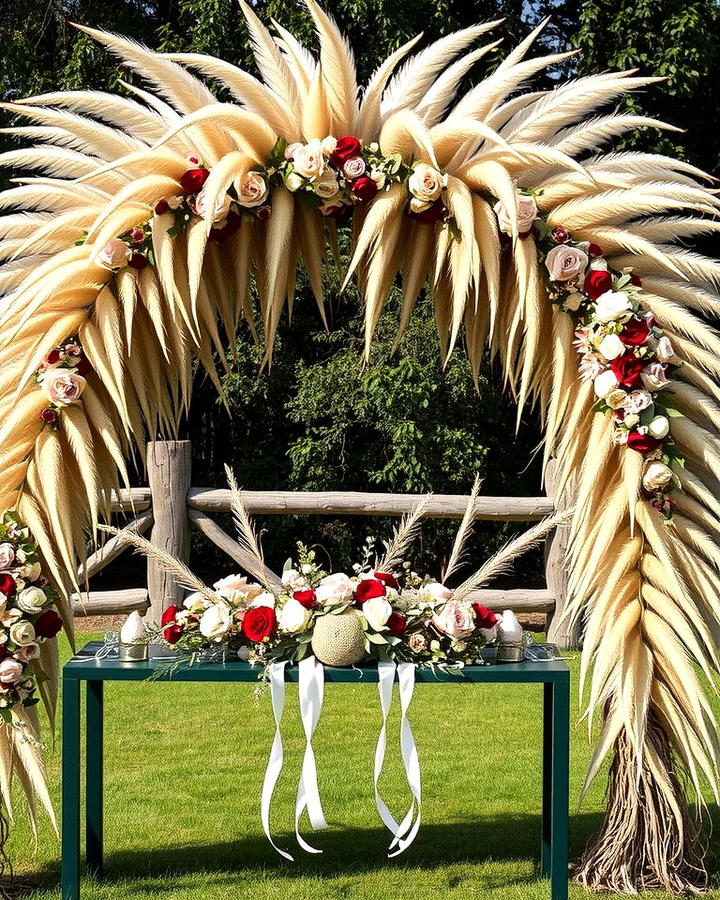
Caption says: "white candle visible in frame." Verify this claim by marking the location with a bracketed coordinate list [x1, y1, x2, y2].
[120, 610, 147, 644]
[498, 609, 523, 643]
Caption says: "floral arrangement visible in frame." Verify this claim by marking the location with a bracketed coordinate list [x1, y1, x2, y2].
[0, 511, 63, 718]
[35, 337, 91, 428]
[495, 190, 683, 518]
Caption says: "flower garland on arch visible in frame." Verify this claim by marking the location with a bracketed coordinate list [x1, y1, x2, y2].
[494, 189, 684, 520]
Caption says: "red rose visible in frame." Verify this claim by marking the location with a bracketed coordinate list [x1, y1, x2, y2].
[154, 200, 169, 215]
[180, 167, 210, 194]
[375, 572, 399, 590]
[128, 252, 148, 270]
[620, 317, 650, 347]
[626, 430, 660, 454]
[293, 589, 317, 610]
[241, 606, 277, 642]
[351, 176, 378, 203]
[39, 408, 58, 425]
[610, 351, 645, 390]
[35, 609, 63, 639]
[45, 349, 61, 365]
[583, 269, 613, 300]
[355, 578, 385, 604]
[75, 357, 92, 376]
[161, 604, 183, 643]
[386, 612, 407, 636]
[413, 198, 446, 224]
[629, 273, 643, 287]
[472, 604, 498, 630]
[588, 243, 603, 258]
[0, 574, 16, 598]
[330, 136, 361, 166]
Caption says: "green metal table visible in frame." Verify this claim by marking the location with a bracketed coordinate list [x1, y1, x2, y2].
[61, 642, 570, 900]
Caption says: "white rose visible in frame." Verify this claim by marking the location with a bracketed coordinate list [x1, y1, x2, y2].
[641, 362, 669, 391]
[432, 599, 476, 640]
[314, 172, 340, 200]
[195, 188, 232, 223]
[281, 568, 307, 591]
[588, 257, 609, 272]
[0, 544, 15, 570]
[278, 597, 312, 634]
[595, 290, 632, 323]
[315, 572, 353, 605]
[293, 139, 326, 179]
[364, 596, 393, 631]
[0, 659, 23, 684]
[370, 168, 386, 190]
[409, 196, 432, 213]
[605, 389, 628, 410]
[251, 591, 276, 608]
[41, 369, 86, 406]
[642, 460, 673, 493]
[20, 562, 41, 582]
[237, 171, 269, 208]
[285, 141, 303, 160]
[594, 369, 619, 398]
[622, 390, 653, 414]
[321, 136, 337, 155]
[95, 237, 131, 270]
[343, 156, 366, 179]
[420, 582, 453, 606]
[285, 172, 304, 192]
[624, 414, 639, 428]
[408, 163, 445, 204]
[648, 415, 670, 439]
[494, 192, 537, 236]
[199, 603, 231, 641]
[9, 621, 35, 647]
[597, 333, 625, 361]
[17, 587, 46, 614]
[545, 244, 589, 282]
[183, 591, 210, 612]
[655, 336, 676, 363]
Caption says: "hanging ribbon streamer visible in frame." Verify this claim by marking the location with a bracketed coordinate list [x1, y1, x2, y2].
[373, 661, 421, 857]
[295, 655, 328, 852]
[260, 660, 294, 861]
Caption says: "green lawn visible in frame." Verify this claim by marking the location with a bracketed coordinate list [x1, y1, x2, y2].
[7, 634, 720, 899]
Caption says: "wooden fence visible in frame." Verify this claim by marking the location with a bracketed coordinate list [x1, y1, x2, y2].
[72, 440, 579, 648]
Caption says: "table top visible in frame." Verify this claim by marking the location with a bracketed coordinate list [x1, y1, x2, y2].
[64, 642, 569, 684]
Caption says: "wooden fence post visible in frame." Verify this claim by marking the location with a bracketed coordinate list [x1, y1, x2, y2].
[544, 459, 581, 650]
[146, 440, 191, 624]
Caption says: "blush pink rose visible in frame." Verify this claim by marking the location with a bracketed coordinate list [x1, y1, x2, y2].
[41, 370, 86, 406]
[343, 156, 366, 179]
[545, 244, 589, 282]
[494, 192, 537, 235]
[0, 658, 23, 684]
[432, 599, 476, 640]
[95, 237, 131, 270]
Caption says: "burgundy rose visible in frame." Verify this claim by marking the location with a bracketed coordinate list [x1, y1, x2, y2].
[129, 227, 144, 244]
[551, 226, 568, 243]
[161, 604, 183, 643]
[629, 273, 643, 287]
[583, 269, 613, 300]
[386, 612, 407, 636]
[253, 205, 272, 221]
[241, 606, 277, 643]
[627, 430, 660, 454]
[35, 609, 63, 639]
[413, 198, 446, 225]
[180, 167, 210, 194]
[610, 351, 645, 390]
[209, 210, 242, 243]
[45, 349, 61, 365]
[472, 604, 498, 630]
[588, 243, 603, 258]
[375, 572, 399, 591]
[39, 408, 58, 425]
[620, 317, 650, 347]
[293, 589, 318, 610]
[75, 357, 92, 376]
[351, 176, 379, 203]
[330, 136, 361, 167]
[0, 574, 15, 599]
[355, 578, 385, 604]
[154, 200, 169, 215]
[128, 252, 148, 270]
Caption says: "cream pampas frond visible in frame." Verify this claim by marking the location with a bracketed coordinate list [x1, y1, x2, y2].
[1, 2, 720, 891]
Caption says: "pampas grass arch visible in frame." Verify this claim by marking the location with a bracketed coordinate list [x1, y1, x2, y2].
[1, 1, 720, 892]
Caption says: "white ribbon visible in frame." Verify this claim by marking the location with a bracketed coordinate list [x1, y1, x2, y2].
[294, 655, 328, 852]
[260, 661, 294, 861]
[373, 661, 421, 857]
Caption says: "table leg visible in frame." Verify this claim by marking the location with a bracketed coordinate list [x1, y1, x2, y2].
[61, 677, 81, 900]
[550, 678, 570, 900]
[86, 680, 103, 877]
[541, 682, 553, 877]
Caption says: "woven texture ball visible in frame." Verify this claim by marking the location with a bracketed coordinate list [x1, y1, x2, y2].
[310, 609, 366, 667]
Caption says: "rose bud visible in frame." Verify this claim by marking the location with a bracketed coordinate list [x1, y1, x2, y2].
[154, 199, 169, 215]
[351, 176, 379, 203]
[128, 252, 149, 270]
[254, 205, 272, 221]
[413, 199, 446, 224]
[39, 408, 59, 425]
[129, 227, 145, 244]
[588, 242, 603, 257]
[180, 167, 210, 194]
[75, 357, 92, 376]
[45, 349, 61, 365]
[552, 226, 568, 243]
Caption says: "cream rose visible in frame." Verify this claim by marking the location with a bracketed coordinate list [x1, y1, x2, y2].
[293, 139, 326, 179]
[321, 136, 337, 155]
[545, 244, 589, 282]
[195, 188, 232, 223]
[0, 659, 23, 685]
[199, 603, 231, 641]
[432, 599, 476, 640]
[594, 369, 620, 398]
[641, 362, 669, 391]
[41, 369, 86, 407]
[20, 562, 41, 582]
[343, 156, 366, 179]
[285, 142, 303, 160]
[314, 172, 340, 200]
[642, 460, 673, 493]
[370, 168, 387, 190]
[95, 237, 131, 270]
[0, 544, 14, 570]
[655, 336, 676, 363]
[648, 415, 670, 439]
[409, 196, 432, 213]
[9, 621, 35, 647]
[315, 572, 353, 605]
[364, 595, 393, 631]
[285, 171, 304, 192]
[494, 192, 537, 236]
[595, 290, 632, 323]
[597, 333, 625, 361]
[408, 163, 445, 204]
[237, 171, 269, 208]
[183, 591, 210, 612]
[606, 389, 628, 410]
[278, 597, 312, 634]
[16, 643, 40, 662]
[17, 587, 46, 614]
